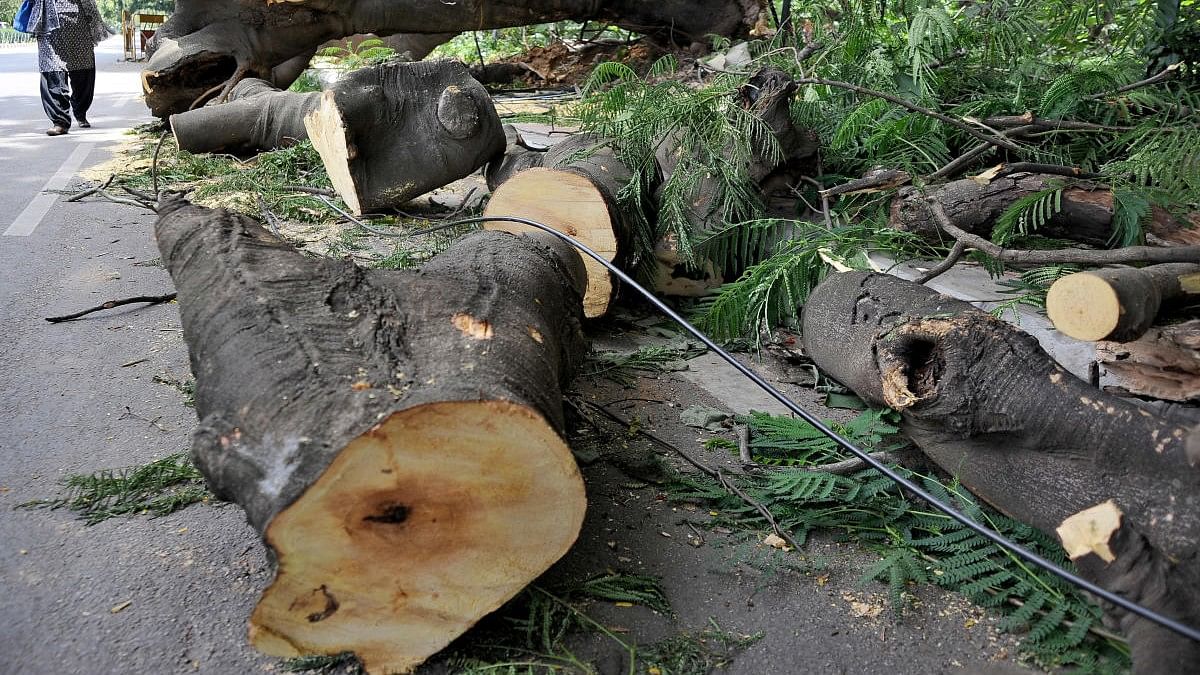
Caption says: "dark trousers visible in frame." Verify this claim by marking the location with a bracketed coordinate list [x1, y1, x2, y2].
[40, 69, 95, 128]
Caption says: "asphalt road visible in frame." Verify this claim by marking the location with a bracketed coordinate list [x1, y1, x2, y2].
[0, 38, 280, 675]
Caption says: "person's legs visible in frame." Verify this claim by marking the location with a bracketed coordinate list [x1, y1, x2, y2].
[40, 70, 71, 134]
[69, 69, 96, 127]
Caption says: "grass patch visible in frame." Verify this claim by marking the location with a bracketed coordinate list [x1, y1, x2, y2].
[638, 619, 762, 675]
[672, 410, 1130, 673]
[19, 453, 212, 525]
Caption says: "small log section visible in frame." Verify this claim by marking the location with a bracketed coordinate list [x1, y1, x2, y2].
[155, 195, 589, 674]
[171, 78, 320, 155]
[802, 271, 1200, 673]
[484, 132, 636, 318]
[304, 60, 505, 215]
[1047, 264, 1200, 342]
[1099, 319, 1200, 402]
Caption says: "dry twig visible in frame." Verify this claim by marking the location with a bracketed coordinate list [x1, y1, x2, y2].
[45, 293, 178, 323]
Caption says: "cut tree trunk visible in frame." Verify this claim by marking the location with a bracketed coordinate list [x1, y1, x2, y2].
[155, 194, 589, 674]
[142, 0, 770, 117]
[1047, 264, 1200, 342]
[1100, 319, 1200, 402]
[890, 173, 1198, 248]
[304, 59, 505, 215]
[171, 78, 320, 155]
[802, 271, 1200, 674]
[484, 132, 637, 318]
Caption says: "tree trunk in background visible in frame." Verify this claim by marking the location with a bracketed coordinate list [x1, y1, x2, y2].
[155, 195, 589, 674]
[890, 173, 1198, 248]
[143, 0, 769, 117]
[303, 60, 505, 214]
[802, 271, 1200, 674]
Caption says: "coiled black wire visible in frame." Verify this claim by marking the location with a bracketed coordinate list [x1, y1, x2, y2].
[436, 214, 1200, 645]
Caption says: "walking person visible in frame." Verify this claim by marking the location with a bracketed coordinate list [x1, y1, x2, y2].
[30, 0, 112, 136]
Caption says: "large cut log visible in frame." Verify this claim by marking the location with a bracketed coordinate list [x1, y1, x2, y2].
[303, 59, 505, 215]
[171, 78, 320, 155]
[1099, 320, 1200, 402]
[155, 194, 589, 674]
[890, 173, 1198, 248]
[142, 0, 770, 117]
[802, 271, 1200, 674]
[484, 132, 637, 318]
[1047, 263, 1200, 342]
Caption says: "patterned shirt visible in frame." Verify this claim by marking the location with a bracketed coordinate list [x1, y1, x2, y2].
[37, 0, 107, 72]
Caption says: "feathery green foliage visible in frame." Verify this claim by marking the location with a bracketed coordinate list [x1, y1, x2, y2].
[582, 343, 706, 386]
[19, 453, 211, 525]
[672, 410, 1130, 672]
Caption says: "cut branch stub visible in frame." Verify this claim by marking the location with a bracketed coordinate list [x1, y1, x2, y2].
[155, 195, 588, 674]
[802, 271, 1200, 673]
[304, 60, 505, 215]
[1046, 263, 1200, 342]
[484, 133, 637, 318]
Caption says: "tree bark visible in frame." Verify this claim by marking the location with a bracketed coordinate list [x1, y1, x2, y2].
[155, 194, 589, 674]
[1046, 263, 1200, 342]
[802, 271, 1200, 674]
[1099, 319, 1200, 402]
[890, 173, 1197, 248]
[142, 0, 769, 117]
[303, 59, 506, 215]
[171, 78, 320, 155]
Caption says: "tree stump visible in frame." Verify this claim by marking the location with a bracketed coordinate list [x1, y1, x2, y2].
[155, 194, 589, 674]
[802, 271, 1200, 673]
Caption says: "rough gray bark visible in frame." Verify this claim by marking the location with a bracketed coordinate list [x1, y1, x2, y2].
[155, 194, 589, 673]
[891, 173, 1197, 248]
[142, 0, 769, 117]
[304, 59, 505, 214]
[170, 78, 320, 155]
[803, 271, 1200, 674]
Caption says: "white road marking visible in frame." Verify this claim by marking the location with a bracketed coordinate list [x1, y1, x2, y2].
[3, 142, 97, 237]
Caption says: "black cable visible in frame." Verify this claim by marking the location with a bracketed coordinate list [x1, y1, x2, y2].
[441, 214, 1200, 645]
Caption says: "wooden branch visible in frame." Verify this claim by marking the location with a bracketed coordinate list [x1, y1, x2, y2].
[45, 293, 177, 323]
[927, 199, 1200, 266]
[929, 124, 1040, 180]
[1099, 320, 1200, 402]
[915, 240, 966, 284]
[1047, 264, 1200, 342]
[793, 77, 1022, 152]
[820, 169, 911, 198]
[1088, 63, 1183, 100]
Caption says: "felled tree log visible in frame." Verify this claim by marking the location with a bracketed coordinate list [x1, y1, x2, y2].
[803, 271, 1200, 673]
[1047, 264, 1200, 342]
[155, 194, 589, 674]
[303, 59, 505, 215]
[484, 132, 637, 318]
[142, 0, 770, 117]
[171, 78, 320, 155]
[1100, 320, 1200, 402]
[890, 173, 1197, 247]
